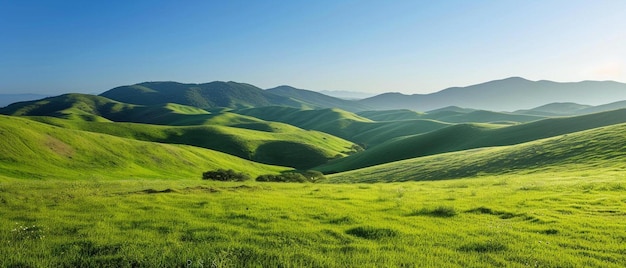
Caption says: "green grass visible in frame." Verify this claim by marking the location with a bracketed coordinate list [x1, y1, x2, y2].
[1, 171, 625, 267]
[358, 108, 545, 124]
[0, 115, 288, 180]
[236, 106, 453, 147]
[318, 108, 626, 173]
[326, 122, 626, 183]
[25, 116, 358, 169]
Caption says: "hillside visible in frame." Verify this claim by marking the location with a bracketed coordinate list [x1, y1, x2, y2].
[27, 117, 358, 169]
[358, 107, 544, 124]
[359, 77, 626, 111]
[514, 102, 592, 116]
[0, 115, 288, 180]
[328, 122, 626, 183]
[266, 85, 372, 112]
[234, 107, 450, 147]
[317, 108, 626, 172]
[100, 81, 307, 109]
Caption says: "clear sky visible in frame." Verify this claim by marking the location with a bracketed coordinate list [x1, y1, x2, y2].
[1, 0, 625, 95]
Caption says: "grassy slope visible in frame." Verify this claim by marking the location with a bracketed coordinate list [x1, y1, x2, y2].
[359, 108, 544, 124]
[328, 122, 626, 183]
[26, 116, 357, 169]
[0, 115, 288, 180]
[2, 94, 361, 169]
[235, 106, 451, 147]
[318, 108, 626, 172]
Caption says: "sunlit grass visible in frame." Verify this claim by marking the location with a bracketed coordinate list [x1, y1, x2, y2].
[1, 172, 625, 267]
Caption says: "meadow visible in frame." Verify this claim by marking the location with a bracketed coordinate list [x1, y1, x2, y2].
[2, 171, 625, 267]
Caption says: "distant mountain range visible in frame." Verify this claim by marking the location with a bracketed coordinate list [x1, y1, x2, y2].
[3, 77, 626, 113]
[358, 77, 626, 111]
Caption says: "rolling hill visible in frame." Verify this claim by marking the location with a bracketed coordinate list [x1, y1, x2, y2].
[358, 107, 544, 124]
[359, 77, 626, 111]
[0, 94, 360, 169]
[317, 108, 626, 173]
[27, 117, 358, 169]
[328, 122, 626, 183]
[0, 115, 288, 180]
[234, 106, 451, 147]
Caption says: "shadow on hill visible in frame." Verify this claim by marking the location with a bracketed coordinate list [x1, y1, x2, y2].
[254, 141, 328, 170]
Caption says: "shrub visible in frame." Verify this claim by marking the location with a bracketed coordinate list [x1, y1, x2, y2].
[299, 170, 327, 183]
[256, 170, 327, 183]
[256, 172, 307, 183]
[202, 169, 250, 181]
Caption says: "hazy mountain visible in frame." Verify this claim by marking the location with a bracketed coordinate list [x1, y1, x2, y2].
[100, 81, 305, 109]
[575, 100, 626, 115]
[514, 102, 592, 116]
[359, 77, 626, 111]
[0, 94, 50, 108]
[318, 90, 377, 100]
[266, 86, 372, 112]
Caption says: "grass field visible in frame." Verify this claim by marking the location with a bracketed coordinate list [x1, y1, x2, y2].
[1, 171, 625, 267]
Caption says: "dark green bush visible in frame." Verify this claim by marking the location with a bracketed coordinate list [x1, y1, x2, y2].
[256, 172, 307, 183]
[202, 169, 250, 181]
[256, 170, 327, 183]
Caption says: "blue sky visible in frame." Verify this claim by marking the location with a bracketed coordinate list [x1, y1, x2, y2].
[1, 0, 625, 95]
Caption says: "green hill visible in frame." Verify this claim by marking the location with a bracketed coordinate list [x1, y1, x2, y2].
[358, 108, 544, 124]
[328, 122, 626, 183]
[100, 81, 307, 109]
[427, 110, 545, 123]
[514, 102, 592, 116]
[317, 108, 626, 173]
[1, 94, 360, 169]
[26, 117, 357, 169]
[0, 93, 215, 125]
[235, 107, 451, 147]
[0, 115, 288, 180]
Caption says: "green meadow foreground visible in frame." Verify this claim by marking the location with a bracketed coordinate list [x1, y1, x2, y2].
[2, 172, 626, 267]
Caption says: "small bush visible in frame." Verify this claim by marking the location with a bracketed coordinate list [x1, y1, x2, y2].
[256, 170, 326, 183]
[256, 172, 307, 183]
[202, 169, 250, 181]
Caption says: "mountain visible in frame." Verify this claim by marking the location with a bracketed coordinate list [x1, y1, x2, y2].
[100, 81, 306, 109]
[0, 94, 50, 108]
[328, 122, 626, 183]
[266, 85, 372, 112]
[359, 77, 626, 111]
